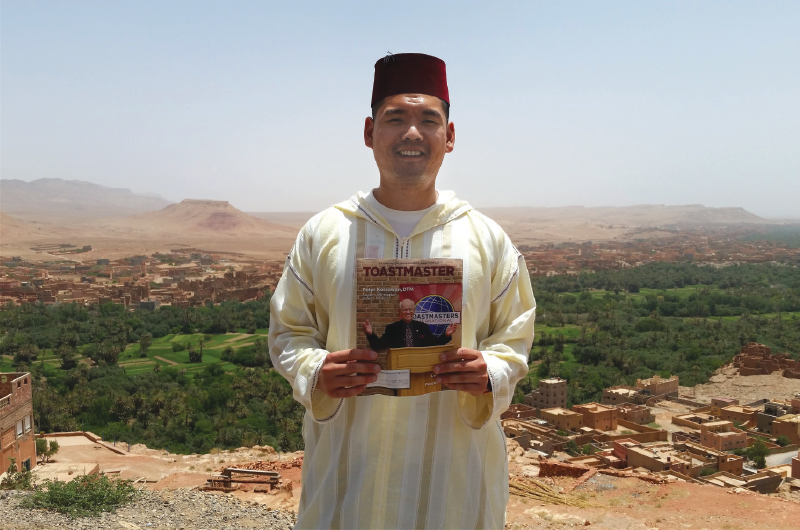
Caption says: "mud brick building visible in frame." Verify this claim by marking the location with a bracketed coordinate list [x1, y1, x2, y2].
[572, 402, 617, 431]
[719, 404, 758, 425]
[636, 375, 679, 396]
[614, 403, 655, 425]
[524, 378, 567, 410]
[500, 404, 538, 421]
[772, 414, 800, 445]
[733, 342, 800, 378]
[0, 373, 36, 473]
[540, 407, 583, 432]
[601, 386, 641, 405]
[699, 421, 747, 451]
[711, 397, 738, 408]
[758, 401, 792, 434]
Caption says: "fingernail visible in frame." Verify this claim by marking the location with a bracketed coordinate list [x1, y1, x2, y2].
[371, 375, 377, 382]
[374, 365, 381, 372]
[370, 352, 377, 359]
[433, 366, 440, 373]
[436, 376, 442, 383]
[440, 354, 447, 361]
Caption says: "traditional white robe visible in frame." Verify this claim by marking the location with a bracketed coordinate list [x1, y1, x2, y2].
[269, 190, 536, 529]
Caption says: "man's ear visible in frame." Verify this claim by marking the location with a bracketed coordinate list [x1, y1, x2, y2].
[364, 117, 374, 149]
[445, 121, 455, 153]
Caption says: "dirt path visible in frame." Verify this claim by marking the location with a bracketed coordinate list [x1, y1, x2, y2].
[154, 356, 179, 366]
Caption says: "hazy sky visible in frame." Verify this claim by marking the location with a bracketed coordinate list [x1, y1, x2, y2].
[2, 1, 799, 217]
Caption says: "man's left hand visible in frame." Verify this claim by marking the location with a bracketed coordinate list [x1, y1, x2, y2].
[433, 348, 489, 396]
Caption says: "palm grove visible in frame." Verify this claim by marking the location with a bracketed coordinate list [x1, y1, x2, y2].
[1, 262, 799, 454]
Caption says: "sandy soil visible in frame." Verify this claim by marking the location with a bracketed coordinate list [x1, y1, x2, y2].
[35, 434, 301, 509]
[684, 364, 800, 404]
[37, 432, 800, 528]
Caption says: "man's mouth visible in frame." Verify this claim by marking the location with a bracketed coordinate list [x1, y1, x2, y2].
[399, 150, 423, 157]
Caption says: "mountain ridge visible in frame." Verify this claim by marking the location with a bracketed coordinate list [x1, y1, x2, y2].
[0, 178, 172, 217]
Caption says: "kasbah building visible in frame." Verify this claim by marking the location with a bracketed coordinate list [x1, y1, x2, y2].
[0, 372, 36, 473]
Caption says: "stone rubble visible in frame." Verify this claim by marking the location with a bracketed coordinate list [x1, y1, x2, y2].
[0, 488, 296, 530]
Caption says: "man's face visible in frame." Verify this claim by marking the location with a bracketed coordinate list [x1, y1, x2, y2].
[399, 299, 416, 323]
[364, 94, 455, 187]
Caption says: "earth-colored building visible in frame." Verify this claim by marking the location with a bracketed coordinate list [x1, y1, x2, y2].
[0, 372, 36, 473]
[572, 402, 617, 431]
[540, 407, 584, 432]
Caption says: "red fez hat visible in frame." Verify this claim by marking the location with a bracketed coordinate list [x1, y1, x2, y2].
[371, 53, 449, 106]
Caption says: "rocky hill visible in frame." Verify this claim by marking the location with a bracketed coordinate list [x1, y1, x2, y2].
[479, 204, 769, 229]
[125, 199, 298, 237]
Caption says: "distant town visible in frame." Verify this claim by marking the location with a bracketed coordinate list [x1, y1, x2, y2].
[521, 226, 800, 276]
[2, 226, 799, 309]
[0, 249, 284, 309]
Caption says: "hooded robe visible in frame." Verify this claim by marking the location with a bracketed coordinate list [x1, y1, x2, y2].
[269, 190, 536, 529]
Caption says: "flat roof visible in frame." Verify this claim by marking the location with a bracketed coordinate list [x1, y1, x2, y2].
[541, 407, 581, 416]
[774, 414, 800, 424]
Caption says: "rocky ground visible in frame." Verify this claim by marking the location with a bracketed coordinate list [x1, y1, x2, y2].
[0, 488, 296, 530]
[681, 363, 800, 404]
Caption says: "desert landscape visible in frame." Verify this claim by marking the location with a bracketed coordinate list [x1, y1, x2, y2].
[1, 178, 794, 263]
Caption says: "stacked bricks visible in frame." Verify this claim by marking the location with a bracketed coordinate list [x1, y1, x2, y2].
[538, 460, 591, 478]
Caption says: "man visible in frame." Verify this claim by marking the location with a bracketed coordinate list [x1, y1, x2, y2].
[362, 298, 457, 349]
[269, 53, 535, 529]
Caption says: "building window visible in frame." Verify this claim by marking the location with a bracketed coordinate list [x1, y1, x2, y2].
[24, 415, 31, 433]
[16, 420, 23, 438]
[22, 459, 30, 471]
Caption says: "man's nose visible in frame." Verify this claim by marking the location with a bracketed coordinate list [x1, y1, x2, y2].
[403, 125, 423, 141]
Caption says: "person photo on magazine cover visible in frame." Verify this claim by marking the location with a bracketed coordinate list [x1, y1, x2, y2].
[362, 298, 457, 349]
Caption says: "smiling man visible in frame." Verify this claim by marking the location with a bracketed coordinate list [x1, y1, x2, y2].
[269, 53, 536, 529]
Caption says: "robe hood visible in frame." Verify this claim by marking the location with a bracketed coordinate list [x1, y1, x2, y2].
[333, 190, 473, 238]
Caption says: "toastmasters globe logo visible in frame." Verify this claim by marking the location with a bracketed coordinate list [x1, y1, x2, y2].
[399, 284, 463, 337]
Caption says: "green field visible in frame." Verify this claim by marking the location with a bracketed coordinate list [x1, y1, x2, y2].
[25, 331, 269, 378]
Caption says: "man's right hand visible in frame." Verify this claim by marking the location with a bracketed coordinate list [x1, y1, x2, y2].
[316, 349, 381, 398]
[362, 319, 373, 335]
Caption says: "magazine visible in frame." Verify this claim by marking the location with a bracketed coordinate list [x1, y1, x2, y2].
[355, 258, 463, 397]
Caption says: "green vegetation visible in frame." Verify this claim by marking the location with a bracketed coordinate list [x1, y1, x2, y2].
[775, 435, 792, 447]
[0, 459, 35, 491]
[564, 440, 579, 456]
[515, 262, 800, 406]
[3, 262, 800, 455]
[746, 439, 769, 469]
[20, 475, 139, 517]
[0, 296, 306, 453]
[35, 439, 60, 463]
[699, 467, 716, 477]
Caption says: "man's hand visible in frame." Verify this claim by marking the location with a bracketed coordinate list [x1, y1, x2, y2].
[362, 319, 373, 336]
[317, 349, 381, 398]
[444, 323, 458, 337]
[433, 348, 489, 396]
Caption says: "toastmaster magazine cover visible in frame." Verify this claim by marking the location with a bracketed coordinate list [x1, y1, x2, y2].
[355, 258, 463, 397]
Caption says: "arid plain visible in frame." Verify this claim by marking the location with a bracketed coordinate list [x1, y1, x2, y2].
[1, 178, 789, 262]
